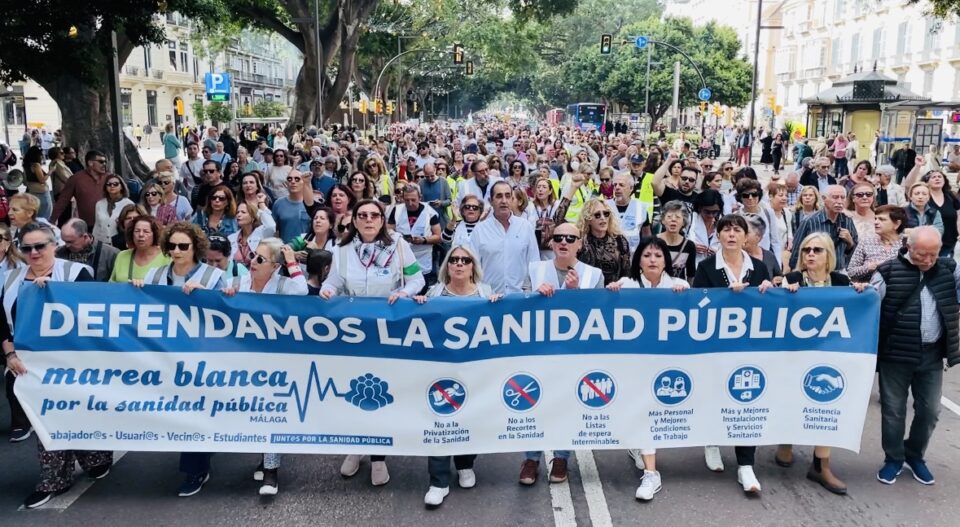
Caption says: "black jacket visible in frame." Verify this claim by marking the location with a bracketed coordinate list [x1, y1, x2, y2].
[693, 254, 771, 288]
[783, 271, 850, 287]
[876, 254, 960, 367]
[799, 172, 837, 188]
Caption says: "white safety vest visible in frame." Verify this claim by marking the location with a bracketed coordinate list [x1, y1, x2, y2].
[333, 234, 409, 298]
[144, 262, 223, 289]
[229, 273, 307, 295]
[3, 259, 90, 328]
[527, 259, 602, 290]
[393, 204, 437, 271]
[607, 198, 647, 255]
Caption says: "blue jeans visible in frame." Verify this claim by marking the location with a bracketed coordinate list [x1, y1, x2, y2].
[525, 450, 570, 461]
[834, 157, 849, 178]
[32, 191, 52, 220]
[879, 356, 943, 463]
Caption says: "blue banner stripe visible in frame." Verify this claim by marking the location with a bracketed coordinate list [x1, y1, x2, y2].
[16, 284, 880, 361]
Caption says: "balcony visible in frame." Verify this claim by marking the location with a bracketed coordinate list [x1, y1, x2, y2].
[917, 47, 941, 66]
[777, 71, 797, 82]
[152, 69, 164, 80]
[124, 65, 140, 76]
[802, 66, 826, 79]
[889, 52, 913, 71]
[948, 45, 960, 64]
[798, 20, 812, 34]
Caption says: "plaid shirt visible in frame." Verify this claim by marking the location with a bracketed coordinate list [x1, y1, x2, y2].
[790, 209, 859, 270]
[786, 187, 802, 208]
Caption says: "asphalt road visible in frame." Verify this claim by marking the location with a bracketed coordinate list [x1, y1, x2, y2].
[2, 373, 959, 527]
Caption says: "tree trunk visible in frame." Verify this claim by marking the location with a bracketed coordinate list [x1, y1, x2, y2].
[43, 76, 151, 181]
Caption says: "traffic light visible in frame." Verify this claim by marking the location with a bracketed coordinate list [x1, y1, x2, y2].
[359, 99, 368, 113]
[386, 101, 394, 115]
[374, 98, 383, 114]
[453, 44, 464, 65]
[175, 99, 184, 116]
[712, 103, 723, 116]
[413, 101, 418, 113]
[465, 61, 474, 75]
[600, 34, 612, 55]
[767, 95, 776, 109]
[699, 102, 707, 113]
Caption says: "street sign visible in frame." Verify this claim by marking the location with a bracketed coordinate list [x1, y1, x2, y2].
[635, 36, 648, 49]
[698, 87, 712, 101]
[204, 73, 231, 102]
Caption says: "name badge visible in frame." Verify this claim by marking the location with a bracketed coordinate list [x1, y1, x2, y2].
[377, 267, 391, 277]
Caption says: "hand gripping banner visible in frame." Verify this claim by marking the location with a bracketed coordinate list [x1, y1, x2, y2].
[14, 283, 879, 454]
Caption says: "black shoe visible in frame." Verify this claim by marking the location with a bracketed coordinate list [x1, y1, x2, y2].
[10, 427, 33, 443]
[23, 487, 69, 509]
[178, 473, 210, 497]
[87, 463, 111, 480]
[258, 468, 278, 496]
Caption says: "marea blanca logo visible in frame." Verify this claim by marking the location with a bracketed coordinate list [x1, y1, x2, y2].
[273, 363, 395, 422]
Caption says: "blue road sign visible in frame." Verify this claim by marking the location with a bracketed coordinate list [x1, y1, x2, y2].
[635, 36, 649, 49]
[428, 378, 466, 416]
[698, 87, 712, 101]
[577, 371, 616, 409]
[204, 73, 232, 102]
[503, 373, 541, 412]
[653, 369, 692, 406]
[727, 366, 766, 403]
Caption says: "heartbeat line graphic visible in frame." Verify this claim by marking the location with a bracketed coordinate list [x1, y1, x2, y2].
[273, 363, 394, 422]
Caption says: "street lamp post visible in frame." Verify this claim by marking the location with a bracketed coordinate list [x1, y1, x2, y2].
[395, 33, 425, 123]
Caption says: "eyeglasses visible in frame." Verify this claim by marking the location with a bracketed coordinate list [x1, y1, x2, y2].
[593, 210, 611, 219]
[210, 195, 228, 202]
[351, 177, 366, 183]
[165, 242, 192, 252]
[701, 165, 714, 169]
[286, 176, 302, 182]
[19, 241, 51, 253]
[739, 192, 760, 199]
[461, 204, 481, 212]
[680, 176, 697, 183]
[203, 169, 218, 174]
[801, 246, 826, 254]
[356, 211, 382, 220]
[448, 256, 474, 265]
[94, 158, 107, 164]
[819, 165, 830, 170]
[249, 252, 271, 265]
[436, 166, 448, 171]
[160, 180, 173, 186]
[106, 181, 121, 188]
[853, 191, 874, 198]
[552, 234, 580, 244]
[145, 191, 160, 197]
[600, 178, 611, 182]
[723, 167, 733, 171]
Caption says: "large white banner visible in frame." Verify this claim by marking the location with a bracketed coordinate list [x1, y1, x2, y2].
[14, 284, 879, 454]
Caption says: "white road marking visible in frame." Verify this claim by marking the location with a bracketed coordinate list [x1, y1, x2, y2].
[20, 451, 126, 511]
[577, 450, 613, 527]
[941, 396, 960, 418]
[546, 451, 577, 527]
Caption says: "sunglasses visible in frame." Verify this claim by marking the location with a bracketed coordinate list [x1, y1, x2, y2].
[600, 178, 611, 182]
[461, 204, 481, 212]
[853, 192, 874, 198]
[145, 191, 160, 197]
[165, 242, 192, 252]
[94, 158, 107, 164]
[351, 177, 366, 183]
[106, 181, 121, 188]
[723, 167, 733, 171]
[701, 208, 722, 216]
[801, 246, 826, 254]
[249, 252, 271, 265]
[210, 195, 228, 202]
[552, 234, 580, 243]
[203, 169, 218, 174]
[593, 210, 611, 219]
[19, 241, 51, 253]
[448, 256, 474, 265]
[286, 176, 302, 182]
[680, 176, 697, 183]
[356, 211, 382, 220]
[160, 180, 173, 186]
[436, 166, 448, 170]
[819, 166, 830, 170]
[739, 192, 760, 199]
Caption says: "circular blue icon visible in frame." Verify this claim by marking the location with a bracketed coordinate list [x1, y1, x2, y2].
[635, 36, 649, 49]
[503, 373, 541, 412]
[803, 365, 846, 403]
[698, 87, 712, 101]
[652, 369, 692, 406]
[727, 366, 766, 404]
[427, 378, 466, 416]
[577, 371, 616, 409]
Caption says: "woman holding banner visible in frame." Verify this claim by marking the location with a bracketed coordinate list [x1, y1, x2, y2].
[0, 222, 112, 509]
[222, 237, 307, 495]
[779, 232, 867, 495]
[692, 214, 774, 494]
[413, 244, 501, 507]
[606, 236, 689, 501]
[320, 199, 425, 487]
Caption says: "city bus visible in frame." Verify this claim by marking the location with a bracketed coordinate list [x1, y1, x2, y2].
[565, 103, 606, 132]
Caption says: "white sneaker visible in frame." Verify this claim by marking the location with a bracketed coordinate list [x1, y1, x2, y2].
[635, 470, 661, 501]
[371, 460, 390, 486]
[340, 455, 361, 477]
[626, 449, 646, 470]
[457, 468, 476, 488]
[737, 465, 761, 493]
[704, 446, 724, 472]
[424, 486, 449, 507]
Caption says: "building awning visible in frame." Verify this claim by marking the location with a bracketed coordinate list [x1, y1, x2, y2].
[801, 68, 928, 106]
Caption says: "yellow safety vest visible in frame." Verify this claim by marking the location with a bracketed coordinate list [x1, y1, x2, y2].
[633, 172, 656, 220]
[447, 175, 463, 219]
[564, 180, 598, 222]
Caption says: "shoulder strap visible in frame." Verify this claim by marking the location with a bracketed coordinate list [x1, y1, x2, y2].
[232, 276, 242, 290]
[198, 265, 217, 287]
[63, 261, 75, 280]
[91, 242, 103, 277]
[276, 276, 287, 294]
[150, 265, 168, 285]
[3, 267, 22, 293]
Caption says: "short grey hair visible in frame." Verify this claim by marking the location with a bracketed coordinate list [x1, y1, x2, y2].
[63, 218, 89, 236]
[876, 164, 896, 176]
[257, 237, 285, 264]
[401, 183, 421, 196]
[742, 212, 767, 238]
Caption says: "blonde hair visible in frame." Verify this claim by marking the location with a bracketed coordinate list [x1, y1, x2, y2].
[9, 193, 40, 220]
[796, 232, 837, 273]
[794, 185, 823, 213]
[576, 198, 622, 237]
[0, 223, 24, 269]
[438, 244, 483, 285]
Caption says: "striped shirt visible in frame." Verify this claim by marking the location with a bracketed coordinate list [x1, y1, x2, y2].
[789, 209, 859, 270]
